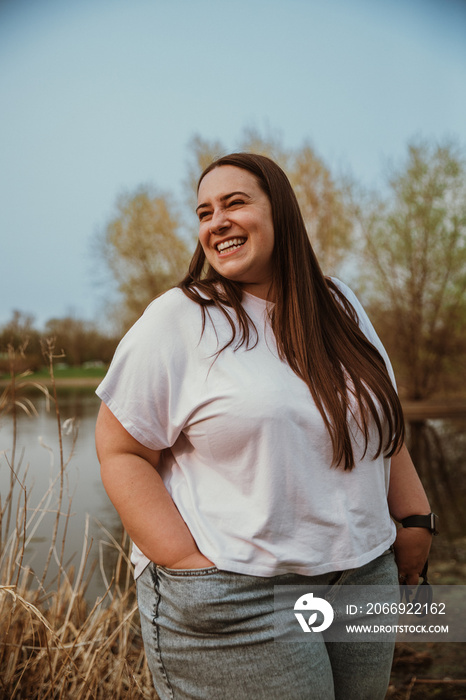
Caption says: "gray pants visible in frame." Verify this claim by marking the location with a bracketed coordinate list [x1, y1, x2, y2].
[136, 550, 397, 699]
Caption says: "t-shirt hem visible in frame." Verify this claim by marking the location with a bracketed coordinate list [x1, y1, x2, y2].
[208, 538, 396, 577]
[132, 536, 396, 580]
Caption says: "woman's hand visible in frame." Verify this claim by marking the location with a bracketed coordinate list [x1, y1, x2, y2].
[166, 551, 215, 569]
[393, 527, 432, 585]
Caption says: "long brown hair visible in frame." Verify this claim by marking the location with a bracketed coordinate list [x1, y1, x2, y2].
[179, 152, 404, 470]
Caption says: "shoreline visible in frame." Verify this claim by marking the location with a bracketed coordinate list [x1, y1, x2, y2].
[1, 377, 465, 418]
[0, 376, 104, 389]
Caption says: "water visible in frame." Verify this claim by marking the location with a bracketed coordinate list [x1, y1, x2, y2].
[1, 391, 465, 603]
[0, 391, 120, 604]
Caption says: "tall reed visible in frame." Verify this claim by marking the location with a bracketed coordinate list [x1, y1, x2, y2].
[0, 343, 154, 699]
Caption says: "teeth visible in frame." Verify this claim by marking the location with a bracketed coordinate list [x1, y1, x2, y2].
[217, 238, 246, 252]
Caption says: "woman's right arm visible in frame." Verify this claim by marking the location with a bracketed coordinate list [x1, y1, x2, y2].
[95, 402, 213, 569]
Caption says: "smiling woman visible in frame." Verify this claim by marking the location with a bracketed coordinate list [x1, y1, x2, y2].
[196, 166, 275, 299]
[95, 153, 433, 700]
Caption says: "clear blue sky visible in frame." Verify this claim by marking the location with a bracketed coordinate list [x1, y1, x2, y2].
[1, 0, 465, 328]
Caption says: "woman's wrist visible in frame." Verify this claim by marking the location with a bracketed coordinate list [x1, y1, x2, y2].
[400, 512, 438, 535]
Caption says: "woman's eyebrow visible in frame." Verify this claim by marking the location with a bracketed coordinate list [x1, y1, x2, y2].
[196, 191, 251, 214]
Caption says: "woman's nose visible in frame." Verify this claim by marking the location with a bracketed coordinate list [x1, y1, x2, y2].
[209, 208, 231, 234]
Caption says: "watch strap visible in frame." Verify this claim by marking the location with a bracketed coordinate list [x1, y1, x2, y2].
[401, 513, 438, 535]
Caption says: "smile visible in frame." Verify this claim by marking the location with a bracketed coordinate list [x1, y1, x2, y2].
[216, 238, 246, 254]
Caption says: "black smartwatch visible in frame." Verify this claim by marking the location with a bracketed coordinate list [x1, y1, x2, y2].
[401, 513, 439, 535]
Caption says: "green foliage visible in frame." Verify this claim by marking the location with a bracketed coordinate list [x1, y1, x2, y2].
[358, 139, 466, 399]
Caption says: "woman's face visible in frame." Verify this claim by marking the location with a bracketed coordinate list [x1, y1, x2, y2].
[197, 165, 275, 300]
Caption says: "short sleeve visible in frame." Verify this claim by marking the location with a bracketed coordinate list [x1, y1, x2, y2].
[96, 289, 198, 450]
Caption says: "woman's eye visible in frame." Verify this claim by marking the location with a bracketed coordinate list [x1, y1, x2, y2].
[198, 210, 211, 221]
[229, 199, 244, 207]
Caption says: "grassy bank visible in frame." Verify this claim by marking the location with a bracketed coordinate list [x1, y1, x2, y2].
[0, 365, 107, 390]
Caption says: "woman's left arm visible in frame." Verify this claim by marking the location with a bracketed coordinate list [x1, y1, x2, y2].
[387, 444, 433, 585]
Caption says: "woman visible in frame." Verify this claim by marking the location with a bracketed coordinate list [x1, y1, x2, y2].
[95, 153, 433, 699]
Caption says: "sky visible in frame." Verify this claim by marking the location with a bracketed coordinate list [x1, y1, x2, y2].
[1, 0, 466, 329]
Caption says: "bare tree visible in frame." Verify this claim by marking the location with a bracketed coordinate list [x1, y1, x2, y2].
[99, 186, 191, 329]
[184, 134, 226, 215]
[185, 128, 354, 276]
[288, 144, 353, 273]
[357, 139, 466, 399]
[43, 316, 118, 366]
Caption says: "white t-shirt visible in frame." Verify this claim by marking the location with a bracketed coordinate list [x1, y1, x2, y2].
[96, 279, 397, 579]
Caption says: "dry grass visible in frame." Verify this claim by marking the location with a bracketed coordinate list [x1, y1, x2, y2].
[0, 343, 155, 699]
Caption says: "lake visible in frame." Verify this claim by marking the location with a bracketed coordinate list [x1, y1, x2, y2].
[1, 390, 465, 603]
